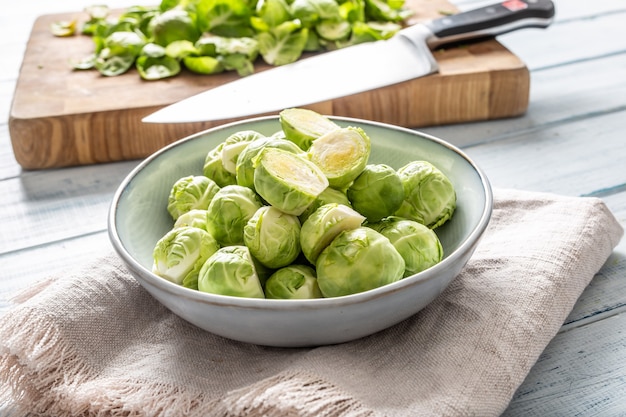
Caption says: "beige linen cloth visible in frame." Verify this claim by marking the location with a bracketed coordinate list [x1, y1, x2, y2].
[0, 188, 623, 417]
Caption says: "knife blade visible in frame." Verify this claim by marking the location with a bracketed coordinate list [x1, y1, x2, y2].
[143, 0, 555, 124]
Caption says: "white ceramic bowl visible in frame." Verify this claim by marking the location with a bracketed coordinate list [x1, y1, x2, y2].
[108, 115, 492, 347]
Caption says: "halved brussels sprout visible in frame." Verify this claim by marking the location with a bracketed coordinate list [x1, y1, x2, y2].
[307, 126, 371, 189]
[244, 206, 302, 268]
[206, 185, 264, 246]
[298, 186, 351, 223]
[253, 147, 329, 215]
[166, 175, 220, 220]
[203, 142, 237, 187]
[279, 108, 340, 150]
[198, 246, 265, 298]
[395, 161, 456, 229]
[221, 130, 266, 174]
[316, 227, 405, 297]
[173, 209, 209, 230]
[300, 203, 365, 264]
[264, 265, 323, 299]
[347, 164, 404, 222]
[369, 216, 443, 277]
[152, 226, 220, 290]
[236, 136, 303, 190]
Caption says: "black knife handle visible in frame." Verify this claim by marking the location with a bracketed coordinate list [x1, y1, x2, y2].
[423, 0, 555, 48]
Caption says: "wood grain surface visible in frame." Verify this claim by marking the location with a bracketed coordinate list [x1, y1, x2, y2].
[8, 0, 530, 169]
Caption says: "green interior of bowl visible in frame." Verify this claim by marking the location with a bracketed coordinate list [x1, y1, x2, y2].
[114, 117, 489, 271]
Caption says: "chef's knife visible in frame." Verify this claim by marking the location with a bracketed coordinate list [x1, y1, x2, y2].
[143, 0, 555, 124]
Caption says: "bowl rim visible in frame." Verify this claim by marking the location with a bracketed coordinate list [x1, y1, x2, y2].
[108, 115, 493, 310]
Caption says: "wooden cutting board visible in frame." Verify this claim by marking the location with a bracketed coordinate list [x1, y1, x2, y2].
[9, 0, 530, 169]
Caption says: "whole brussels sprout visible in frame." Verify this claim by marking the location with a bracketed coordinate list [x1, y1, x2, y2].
[307, 126, 371, 189]
[206, 185, 264, 246]
[369, 216, 443, 277]
[244, 206, 302, 268]
[300, 203, 365, 264]
[173, 209, 209, 230]
[203, 142, 237, 187]
[265, 265, 323, 299]
[347, 164, 404, 222]
[236, 136, 303, 190]
[253, 147, 329, 215]
[221, 130, 265, 174]
[279, 107, 340, 150]
[166, 175, 220, 220]
[395, 161, 456, 229]
[298, 186, 352, 223]
[316, 227, 405, 297]
[198, 246, 265, 298]
[152, 226, 220, 290]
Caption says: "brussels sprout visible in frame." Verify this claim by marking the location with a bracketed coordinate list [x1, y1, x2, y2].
[316, 227, 405, 297]
[206, 185, 264, 246]
[166, 175, 220, 220]
[298, 186, 351, 223]
[236, 136, 303, 190]
[279, 108, 340, 150]
[307, 126, 371, 189]
[253, 147, 329, 215]
[265, 265, 323, 299]
[173, 209, 208, 230]
[347, 164, 404, 222]
[152, 226, 220, 290]
[395, 161, 456, 229]
[221, 130, 265, 174]
[203, 142, 237, 187]
[369, 216, 443, 277]
[244, 206, 302, 268]
[300, 203, 365, 264]
[198, 246, 265, 298]
[148, 9, 200, 46]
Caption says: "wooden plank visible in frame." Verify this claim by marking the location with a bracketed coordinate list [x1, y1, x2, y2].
[0, 160, 138, 255]
[498, 9, 626, 70]
[504, 311, 626, 416]
[463, 110, 626, 197]
[7, 0, 532, 169]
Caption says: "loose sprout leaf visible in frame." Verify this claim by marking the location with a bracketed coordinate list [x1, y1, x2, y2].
[136, 55, 181, 80]
[63, 0, 410, 78]
[51, 20, 77, 37]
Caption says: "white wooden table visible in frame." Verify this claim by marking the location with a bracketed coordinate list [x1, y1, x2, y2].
[1, 0, 625, 415]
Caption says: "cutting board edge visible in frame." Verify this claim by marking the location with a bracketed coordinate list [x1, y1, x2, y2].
[9, 64, 530, 170]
